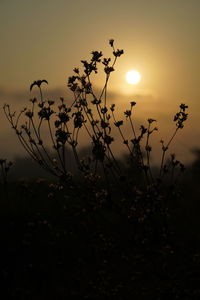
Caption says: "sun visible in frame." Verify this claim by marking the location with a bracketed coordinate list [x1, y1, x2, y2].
[126, 70, 141, 85]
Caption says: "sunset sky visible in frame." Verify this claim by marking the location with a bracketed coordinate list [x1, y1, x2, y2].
[1, 0, 200, 164]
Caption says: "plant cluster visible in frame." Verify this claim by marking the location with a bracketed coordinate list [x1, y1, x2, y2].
[3, 40, 188, 225]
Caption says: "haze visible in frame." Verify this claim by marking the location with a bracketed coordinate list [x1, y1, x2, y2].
[1, 0, 200, 164]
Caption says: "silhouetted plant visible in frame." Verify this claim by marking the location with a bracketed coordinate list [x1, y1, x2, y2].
[4, 40, 188, 225]
[3, 97, 75, 183]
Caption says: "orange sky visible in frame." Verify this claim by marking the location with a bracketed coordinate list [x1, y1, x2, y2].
[1, 0, 200, 164]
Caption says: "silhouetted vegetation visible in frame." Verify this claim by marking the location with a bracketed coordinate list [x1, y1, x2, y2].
[1, 41, 200, 299]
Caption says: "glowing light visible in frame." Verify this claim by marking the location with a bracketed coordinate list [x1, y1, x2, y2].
[126, 70, 141, 85]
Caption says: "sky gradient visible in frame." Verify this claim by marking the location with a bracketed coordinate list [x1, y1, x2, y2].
[1, 0, 200, 164]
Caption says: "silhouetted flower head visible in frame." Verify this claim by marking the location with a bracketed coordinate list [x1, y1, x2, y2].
[110, 104, 115, 112]
[73, 68, 79, 74]
[124, 110, 131, 118]
[25, 110, 33, 118]
[91, 98, 101, 105]
[72, 111, 85, 128]
[68, 76, 77, 84]
[81, 60, 97, 75]
[131, 101, 136, 107]
[30, 98, 37, 103]
[101, 107, 108, 114]
[101, 120, 109, 129]
[54, 120, 61, 128]
[148, 118, 156, 124]
[91, 51, 103, 62]
[140, 125, 147, 135]
[113, 49, 124, 57]
[30, 79, 48, 91]
[48, 100, 55, 106]
[68, 76, 78, 91]
[174, 111, 188, 129]
[104, 66, 114, 74]
[180, 103, 188, 111]
[145, 145, 152, 152]
[102, 57, 111, 66]
[38, 102, 45, 108]
[55, 129, 71, 144]
[58, 112, 70, 123]
[109, 39, 114, 47]
[104, 135, 114, 145]
[79, 98, 87, 107]
[114, 120, 123, 127]
[38, 107, 54, 120]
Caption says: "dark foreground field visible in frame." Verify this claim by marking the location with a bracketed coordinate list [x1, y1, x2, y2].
[1, 177, 200, 300]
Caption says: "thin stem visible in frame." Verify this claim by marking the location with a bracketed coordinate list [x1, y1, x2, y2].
[159, 127, 179, 177]
[39, 86, 43, 102]
[129, 116, 137, 140]
[48, 120, 66, 172]
[111, 110, 133, 156]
